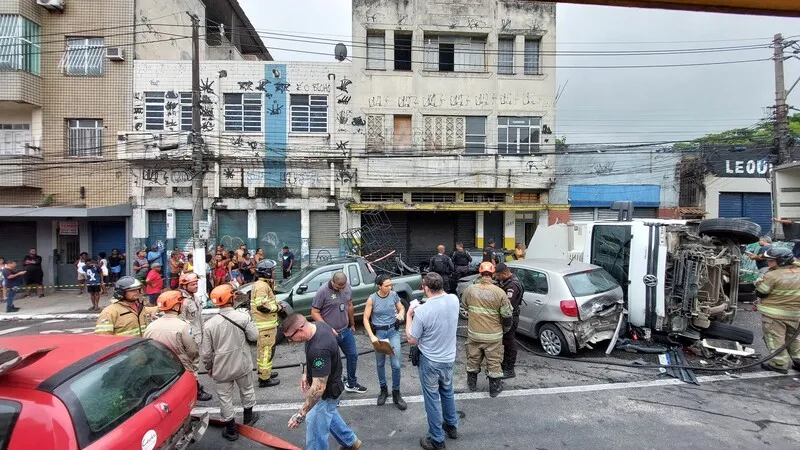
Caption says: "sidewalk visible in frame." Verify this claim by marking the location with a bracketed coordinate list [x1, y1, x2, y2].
[0, 289, 220, 321]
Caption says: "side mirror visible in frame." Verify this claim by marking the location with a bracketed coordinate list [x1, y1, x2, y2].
[297, 285, 308, 294]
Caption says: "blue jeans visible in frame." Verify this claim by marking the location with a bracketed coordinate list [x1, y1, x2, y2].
[6, 287, 17, 310]
[375, 327, 402, 390]
[336, 327, 359, 387]
[418, 353, 458, 445]
[305, 398, 358, 450]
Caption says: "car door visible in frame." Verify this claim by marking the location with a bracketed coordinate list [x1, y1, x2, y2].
[291, 266, 343, 315]
[512, 268, 550, 335]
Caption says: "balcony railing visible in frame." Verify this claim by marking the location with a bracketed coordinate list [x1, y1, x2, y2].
[0, 130, 41, 158]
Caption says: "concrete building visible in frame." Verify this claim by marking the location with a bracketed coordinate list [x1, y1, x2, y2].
[120, 60, 353, 268]
[0, 0, 269, 289]
[346, 0, 559, 266]
[550, 147, 682, 222]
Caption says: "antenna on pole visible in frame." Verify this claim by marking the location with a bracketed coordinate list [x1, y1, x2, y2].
[334, 43, 348, 62]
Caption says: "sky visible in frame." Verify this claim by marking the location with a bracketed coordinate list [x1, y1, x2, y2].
[238, 0, 800, 145]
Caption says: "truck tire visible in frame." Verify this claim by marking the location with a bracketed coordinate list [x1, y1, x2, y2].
[697, 218, 761, 245]
[738, 283, 755, 293]
[701, 321, 754, 344]
[738, 292, 757, 303]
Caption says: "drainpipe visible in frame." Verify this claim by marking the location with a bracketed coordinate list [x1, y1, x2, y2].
[330, 162, 335, 196]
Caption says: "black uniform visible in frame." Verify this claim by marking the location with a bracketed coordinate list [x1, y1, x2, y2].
[483, 246, 500, 265]
[451, 249, 473, 293]
[498, 274, 524, 372]
[429, 253, 455, 293]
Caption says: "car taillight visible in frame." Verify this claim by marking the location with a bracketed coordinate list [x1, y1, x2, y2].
[560, 299, 579, 317]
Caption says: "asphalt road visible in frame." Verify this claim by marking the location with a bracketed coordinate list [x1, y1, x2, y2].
[1, 309, 796, 449]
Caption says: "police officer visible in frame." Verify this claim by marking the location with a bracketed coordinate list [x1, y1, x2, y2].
[483, 240, 501, 265]
[462, 262, 513, 397]
[495, 263, 524, 379]
[95, 276, 159, 336]
[451, 242, 472, 289]
[429, 245, 454, 293]
[176, 272, 213, 401]
[755, 247, 800, 374]
[144, 291, 212, 401]
[251, 259, 281, 388]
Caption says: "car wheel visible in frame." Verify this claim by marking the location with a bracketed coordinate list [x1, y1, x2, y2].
[459, 303, 469, 320]
[538, 324, 570, 356]
[701, 321, 755, 344]
[697, 218, 761, 245]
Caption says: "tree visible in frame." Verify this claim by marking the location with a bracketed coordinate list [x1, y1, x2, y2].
[673, 113, 800, 150]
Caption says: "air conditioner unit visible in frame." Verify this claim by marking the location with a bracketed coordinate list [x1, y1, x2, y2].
[105, 47, 125, 61]
[36, 0, 64, 11]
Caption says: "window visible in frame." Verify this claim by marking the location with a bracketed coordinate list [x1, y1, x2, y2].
[424, 116, 464, 151]
[144, 92, 192, 131]
[53, 340, 183, 448]
[564, 269, 620, 297]
[63, 37, 104, 76]
[348, 265, 361, 286]
[497, 37, 514, 74]
[144, 92, 165, 131]
[393, 115, 412, 149]
[411, 192, 456, 203]
[224, 93, 262, 132]
[394, 32, 412, 71]
[423, 35, 486, 73]
[180, 92, 193, 131]
[0, 15, 40, 74]
[524, 38, 540, 75]
[366, 114, 385, 151]
[290, 94, 327, 133]
[590, 224, 632, 289]
[68, 119, 103, 157]
[465, 117, 486, 154]
[0, 400, 21, 449]
[515, 269, 548, 294]
[304, 268, 340, 291]
[497, 117, 541, 154]
[366, 32, 385, 70]
[0, 123, 33, 156]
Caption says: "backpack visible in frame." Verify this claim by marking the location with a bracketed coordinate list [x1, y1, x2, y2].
[431, 255, 449, 274]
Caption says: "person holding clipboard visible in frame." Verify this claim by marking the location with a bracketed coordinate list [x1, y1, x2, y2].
[363, 274, 407, 410]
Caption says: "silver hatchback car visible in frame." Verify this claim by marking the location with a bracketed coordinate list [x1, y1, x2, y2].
[456, 259, 624, 356]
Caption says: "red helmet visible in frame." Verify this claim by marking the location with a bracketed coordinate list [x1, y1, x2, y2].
[179, 272, 199, 286]
[210, 284, 236, 306]
[157, 290, 184, 311]
[478, 262, 495, 274]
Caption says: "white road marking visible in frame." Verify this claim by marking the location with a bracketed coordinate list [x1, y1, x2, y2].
[0, 326, 30, 336]
[192, 371, 788, 415]
[42, 319, 65, 324]
[40, 327, 94, 335]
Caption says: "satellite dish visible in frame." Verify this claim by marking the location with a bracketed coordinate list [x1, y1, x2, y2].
[334, 43, 348, 62]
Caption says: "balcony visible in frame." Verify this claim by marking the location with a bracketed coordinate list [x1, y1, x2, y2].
[0, 129, 43, 188]
[116, 131, 192, 161]
[0, 71, 42, 105]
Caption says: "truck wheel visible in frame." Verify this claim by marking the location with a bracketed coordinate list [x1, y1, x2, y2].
[701, 321, 755, 344]
[538, 324, 571, 356]
[738, 283, 756, 293]
[697, 218, 761, 245]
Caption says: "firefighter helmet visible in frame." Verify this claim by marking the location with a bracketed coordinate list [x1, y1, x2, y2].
[478, 261, 495, 274]
[179, 272, 199, 286]
[210, 284, 236, 306]
[157, 290, 184, 311]
[113, 276, 142, 300]
[762, 247, 795, 266]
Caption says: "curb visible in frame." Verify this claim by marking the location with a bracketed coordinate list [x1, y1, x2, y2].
[0, 308, 223, 322]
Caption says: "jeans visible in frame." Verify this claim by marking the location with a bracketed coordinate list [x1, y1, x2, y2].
[305, 398, 358, 450]
[375, 327, 402, 390]
[336, 327, 359, 387]
[418, 353, 458, 445]
[6, 287, 17, 310]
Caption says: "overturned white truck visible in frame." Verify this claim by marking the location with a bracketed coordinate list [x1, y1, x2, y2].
[529, 205, 758, 344]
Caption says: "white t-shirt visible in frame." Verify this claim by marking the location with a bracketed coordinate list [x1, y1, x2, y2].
[100, 258, 109, 276]
[77, 261, 86, 275]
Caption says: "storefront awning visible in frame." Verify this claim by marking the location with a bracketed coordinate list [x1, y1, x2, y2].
[568, 185, 660, 208]
[0, 204, 133, 218]
[347, 202, 570, 212]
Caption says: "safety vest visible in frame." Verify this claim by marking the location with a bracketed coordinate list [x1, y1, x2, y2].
[250, 279, 280, 330]
[95, 302, 157, 336]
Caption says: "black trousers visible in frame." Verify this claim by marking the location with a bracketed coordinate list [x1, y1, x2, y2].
[502, 315, 520, 369]
[435, 272, 451, 293]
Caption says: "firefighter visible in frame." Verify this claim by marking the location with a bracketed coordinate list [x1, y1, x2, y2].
[251, 259, 281, 388]
[202, 284, 260, 441]
[755, 247, 800, 374]
[450, 242, 472, 290]
[495, 263, 524, 379]
[462, 262, 513, 397]
[429, 245, 454, 293]
[144, 291, 212, 401]
[178, 272, 204, 346]
[95, 276, 159, 336]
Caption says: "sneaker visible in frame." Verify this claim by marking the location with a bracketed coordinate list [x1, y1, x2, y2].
[6, 306, 19, 313]
[442, 423, 458, 440]
[340, 439, 362, 450]
[419, 436, 445, 450]
[344, 383, 368, 394]
[258, 378, 280, 388]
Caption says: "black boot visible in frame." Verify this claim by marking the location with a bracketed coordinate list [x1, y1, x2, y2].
[392, 389, 407, 411]
[377, 385, 388, 406]
[501, 367, 516, 379]
[467, 372, 478, 392]
[489, 377, 503, 398]
[243, 407, 260, 426]
[259, 378, 280, 388]
[221, 419, 238, 441]
[196, 381, 212, 401]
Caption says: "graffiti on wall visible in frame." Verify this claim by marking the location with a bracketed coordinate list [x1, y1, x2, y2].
[244, 169, 324, 188]
[134, 168, 200, 187]
[368, 92, 554, 109]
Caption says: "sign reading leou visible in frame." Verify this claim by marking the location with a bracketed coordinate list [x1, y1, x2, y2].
[59, 221, 79, 236]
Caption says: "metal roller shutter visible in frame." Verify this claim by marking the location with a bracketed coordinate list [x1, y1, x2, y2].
[718, 193, 772, 235]
[597, 209, 619, 221]
[256, 211, 301, 263]
[148, 211, 167, 267]
[484, 211, 504, 246]
[0, 222, 36, 265]
[408, 212, 455, 268]
[216, 210, 248, 252]
[454, 212, 476, 249]
[379, 212, 409, 263]
[633, 208, 658, 219]
[175, 210, 193, 253]
[569, 208, 595, 222]
[309, 211, 340, 264]
[91, 222, 126, 258]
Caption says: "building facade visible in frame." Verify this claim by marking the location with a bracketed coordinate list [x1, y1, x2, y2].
[346, 0, 559, 266]
[0, 0, 269, 288]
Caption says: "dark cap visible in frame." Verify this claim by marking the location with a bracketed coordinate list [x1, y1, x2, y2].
[495, 263, 510, 273]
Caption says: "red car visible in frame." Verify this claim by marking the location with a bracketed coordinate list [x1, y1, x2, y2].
[0, 335, 208, 450]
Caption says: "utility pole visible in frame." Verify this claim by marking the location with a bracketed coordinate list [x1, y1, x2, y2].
[774, 33, 791, 164]
[189, 13, 208, 301]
